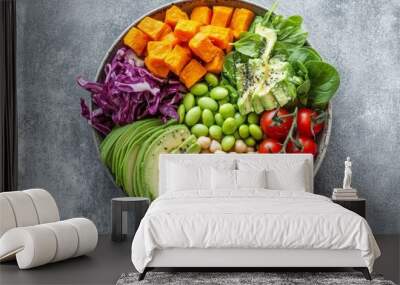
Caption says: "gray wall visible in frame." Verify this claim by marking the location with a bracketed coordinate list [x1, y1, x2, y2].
[16, 0, 400, 234]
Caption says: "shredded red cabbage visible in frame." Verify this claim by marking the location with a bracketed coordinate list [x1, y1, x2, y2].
[77, 47, 185, 135]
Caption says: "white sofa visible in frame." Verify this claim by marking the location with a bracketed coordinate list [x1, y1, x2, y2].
[0, 189, 98, 269]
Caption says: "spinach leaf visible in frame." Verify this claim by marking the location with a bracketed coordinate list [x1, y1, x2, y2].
[271, 42, 290, 58]
[233, 32, 265, 58]
[261, 1, 278, 26]
[279, 29, 308, 49]
[305, 61, 340, 108]
[249, 16, 263, 33]
[276, 17, 308, 49]
[222, 52, 237, 87]
[288, 61, 311, 105]
[262, 13, 308, 50]
[297, 79, 311, 103]
[288, 47, 322, 64]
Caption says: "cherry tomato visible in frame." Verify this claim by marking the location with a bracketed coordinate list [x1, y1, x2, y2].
[297, 108, 324, 138]
[260, 108, 294, 141]
[286, 136, 318, 156]
[258, 138, 282, 153]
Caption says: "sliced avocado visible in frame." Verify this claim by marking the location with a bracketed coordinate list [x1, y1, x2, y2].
[117, 120, 162, 179]
[100, 124, 131, 168]
[134, 128, 167, 198]
[254, 83, 277, 110]
[170, 135, 197, 154]
[271, 84, 291, 107]
[237, 58, 264, 115]
[120, 121, 163, 196]
[132, 120, 177, 197]
[261, 93, 278, 110]
[113, 119, 159, 186]
[111, 120, 151, 177]
[140, 125, 190, 199]
[252, 94, 265, 114]
[248, 58, 264, 82]
[235, 63, 248, 95]
[254, 25, 277, 61]
[122, 123, 164, 196]
[185, 142, 201, 154]
[238, 90, 253, 115]
[123, 119, 177, 196]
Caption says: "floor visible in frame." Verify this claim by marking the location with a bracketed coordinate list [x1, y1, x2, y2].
[0, 235, 134, 285]
[0, 235, 398, 285]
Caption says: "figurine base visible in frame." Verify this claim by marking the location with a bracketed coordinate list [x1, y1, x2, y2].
[334, 188, 357, 192]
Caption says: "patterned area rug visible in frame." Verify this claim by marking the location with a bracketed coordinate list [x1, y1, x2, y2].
[116, 272, 396, 285]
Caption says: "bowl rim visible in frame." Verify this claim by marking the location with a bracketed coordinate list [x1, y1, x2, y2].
[92, 0, 332, 181]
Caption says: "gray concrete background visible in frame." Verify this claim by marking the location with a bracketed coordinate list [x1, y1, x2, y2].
[16, 0, 400, 234]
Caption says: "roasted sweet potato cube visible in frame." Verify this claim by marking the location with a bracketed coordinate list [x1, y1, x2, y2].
[137, 16, 169, 40]
[145, 41, 172, 78]
[199, 25, 233, 49]
[165, 45, 192, 75]
[189, 32, 221, 63]
[161, 32, 180, 47]
[123, 27, 149, 56]
[190, 6, 212, 25]
[160, 24, 172, 38]
[147, 41, 172, 58]
[145, 56, 170, 78]
[174, 20, 202, 41]
[211, 6, 234, 27]
[165, 5, 188, 27]
[180, 59, 207, 88]
[230, 8, 255, 38]
[205, 49, 224, 73]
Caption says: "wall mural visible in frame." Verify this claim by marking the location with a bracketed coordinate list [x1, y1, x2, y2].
[77, 1, 340, 200]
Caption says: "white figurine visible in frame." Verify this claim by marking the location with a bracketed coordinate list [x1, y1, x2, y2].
[342, 157, 352, 189]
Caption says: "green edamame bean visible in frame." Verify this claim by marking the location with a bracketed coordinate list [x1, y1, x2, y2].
[239, 125, 249, 139]
[247, 112, 259, 124]
[202, 109, 215, 127]
[198, 97, 218, 112]
[209, 125, 223, 141]
[234, 113, 245, 127]
[210, 86, 229, 100]
[178, 104, 185, 124]
[219, 103, 235, 119]
[190, 83, 208, 96]
[221, 135, 236, 152]
[185, 106, 201, 126]
[245, 137, 256, 147]
[222, 117, 237, 135]
[215, 113, 224, 126]
[205, 73, 219, 87]
[249, 124, 263, 140]
[191, 124, 209, 138]
[183, 93, 195, 110]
